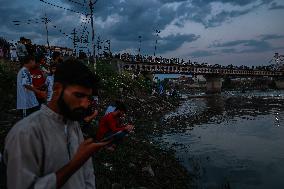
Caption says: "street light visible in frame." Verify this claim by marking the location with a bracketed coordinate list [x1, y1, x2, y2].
[138, 35, 142, 55]
[154, 29, 160, 57]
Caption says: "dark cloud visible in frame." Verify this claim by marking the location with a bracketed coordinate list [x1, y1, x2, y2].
[0, 0, 281, 58]
[211, 40, 249, 47]
[0, 0, 86, 48]
[65, 0, 274, 41]
[209, 34, 284, 55]
[158, 34, 200, 52]
[204, 9, 252, 28]
[259, 34, 284, 40]
[269, 2, 284, 10]
[110, 33, 200, 55]
[173, 0, 273, 28]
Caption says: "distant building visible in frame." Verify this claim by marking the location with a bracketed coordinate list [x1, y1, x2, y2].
[49, 46, 73, 55]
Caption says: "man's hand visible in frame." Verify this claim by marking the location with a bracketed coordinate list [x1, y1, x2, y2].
[125, 125, 134, 132]
[56, 139, 110, 188]
[71, 139, 109, 164]
[84, 110, 98, 123]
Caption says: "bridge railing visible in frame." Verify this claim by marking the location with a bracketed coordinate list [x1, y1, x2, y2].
[120, 62, 283, 76]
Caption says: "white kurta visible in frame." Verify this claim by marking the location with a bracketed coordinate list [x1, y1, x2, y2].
[4, 105, 96, 189]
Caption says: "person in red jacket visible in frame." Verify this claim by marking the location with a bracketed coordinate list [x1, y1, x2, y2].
[30, 62, 47, 105]
[96, 102, 134, 141]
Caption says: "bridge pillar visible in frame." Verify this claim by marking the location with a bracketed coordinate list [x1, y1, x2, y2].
[205, 76, 222, 94]
[275, 79, 284, 89]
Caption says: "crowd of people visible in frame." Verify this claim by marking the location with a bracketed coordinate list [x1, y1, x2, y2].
[113, 53, 278, 71]
[1, 36, 279, 73]
[6, 37, 74, 63]
[1, 37, 135, 188]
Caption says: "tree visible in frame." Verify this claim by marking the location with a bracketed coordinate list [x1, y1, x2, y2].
[0, 37, 11, 58]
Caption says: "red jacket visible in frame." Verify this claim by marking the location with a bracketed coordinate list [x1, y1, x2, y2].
[30, 68, 45, 89]
[96, 113, 126, 141]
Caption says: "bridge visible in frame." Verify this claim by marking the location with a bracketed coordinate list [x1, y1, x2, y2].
[118, 61, 284, 93]
[121, 62, 283, 76]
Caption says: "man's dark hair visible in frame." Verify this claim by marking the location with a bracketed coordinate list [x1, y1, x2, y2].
[52, 51, 61, 60]
[115, 101, 127, 112]
[22, 55, 35, 65]
[54, 59, 99, 91]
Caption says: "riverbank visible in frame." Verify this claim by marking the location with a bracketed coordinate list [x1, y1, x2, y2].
[0, 59, 193, 189]
[90, 92, 193, 188]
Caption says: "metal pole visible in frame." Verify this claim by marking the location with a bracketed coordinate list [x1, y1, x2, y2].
[154, 40, 157, 56]
[108, 40, 111, 55]
[71, 28, 77, 56]
[97, 36, 101, 57]
[154, 30, 160, 57]
[44, 13, 51, 55]
[88, 0, 98, 71]
[138, 36, 141, 55]
[89, 0, 98, 60]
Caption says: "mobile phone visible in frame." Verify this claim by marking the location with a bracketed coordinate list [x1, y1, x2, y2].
[100, 130, 128, 143]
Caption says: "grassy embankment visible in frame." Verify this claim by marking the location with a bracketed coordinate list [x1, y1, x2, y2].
[0, 58, 193, 189]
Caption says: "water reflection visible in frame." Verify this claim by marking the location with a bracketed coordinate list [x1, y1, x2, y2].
[158, 91, 284, 189]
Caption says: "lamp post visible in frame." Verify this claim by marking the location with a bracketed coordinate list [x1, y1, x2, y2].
[138, 35, 142, 55]
[42, 13, 51, 55]
[154, 30, 160, 57]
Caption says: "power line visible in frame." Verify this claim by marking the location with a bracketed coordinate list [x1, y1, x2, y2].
[66, 0, 86, 7]
[39, 0, 85, 15]
[13, 18, 73, 40]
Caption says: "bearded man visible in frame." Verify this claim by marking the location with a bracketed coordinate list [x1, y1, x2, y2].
[4, 59, 108, 189]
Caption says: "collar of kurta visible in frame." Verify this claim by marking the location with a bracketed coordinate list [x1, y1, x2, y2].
[41, 104, 69, 124]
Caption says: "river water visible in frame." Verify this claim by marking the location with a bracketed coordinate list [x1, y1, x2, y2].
[159, 91, 284, 189]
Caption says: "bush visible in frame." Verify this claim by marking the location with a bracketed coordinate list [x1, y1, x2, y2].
[94, 60, 152, 97]
[0, 59, 17, 111]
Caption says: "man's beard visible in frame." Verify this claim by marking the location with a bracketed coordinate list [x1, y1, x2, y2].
[57, 90, 87, 121]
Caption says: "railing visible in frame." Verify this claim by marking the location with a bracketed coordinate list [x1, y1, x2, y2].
[120, 62, 283, 76]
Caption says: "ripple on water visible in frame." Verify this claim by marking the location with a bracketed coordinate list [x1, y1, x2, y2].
[158, 92, 284, 189]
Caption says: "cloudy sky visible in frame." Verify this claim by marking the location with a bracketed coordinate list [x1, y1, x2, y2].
[1, 0, 284, 66]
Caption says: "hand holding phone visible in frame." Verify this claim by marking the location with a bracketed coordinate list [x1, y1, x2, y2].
[100, 130, 129, 143]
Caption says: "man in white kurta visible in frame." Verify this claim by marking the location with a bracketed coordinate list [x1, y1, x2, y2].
[4, 60, 108, 189]
[4, 105, 96, 189]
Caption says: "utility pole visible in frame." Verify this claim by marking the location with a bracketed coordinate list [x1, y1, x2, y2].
[71, 28, 78, 56]
[105, 40, 111, 55]
[97, 36, 101, 57]
[88, 0, 98, 71]
[154, 30, 160, 57]
[89, 1, 98, 56]
[43, 13, 51, 55]
[138, 36, 142, 55]
[108, 40, 111, 55]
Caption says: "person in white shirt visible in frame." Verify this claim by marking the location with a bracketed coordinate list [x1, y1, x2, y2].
[16, 38, 28, 61]
[10, 45, 18, 62]
[5, 59, 109, 189]
[45, 63, 56, 102]
[17, 55, 46, 117]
